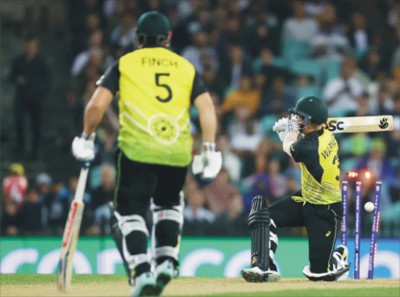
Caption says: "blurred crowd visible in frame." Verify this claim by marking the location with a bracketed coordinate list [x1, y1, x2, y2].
[2, 0, 400, 238]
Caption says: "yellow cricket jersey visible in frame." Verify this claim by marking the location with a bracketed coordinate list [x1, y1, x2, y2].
[98, 47, 206, 167]
[290, 129, 341, 205]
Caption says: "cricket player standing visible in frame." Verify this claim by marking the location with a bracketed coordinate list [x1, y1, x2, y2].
[72, 11, 222, 297]
[242, 96, 350, 282]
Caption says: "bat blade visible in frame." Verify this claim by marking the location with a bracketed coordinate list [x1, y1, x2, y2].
[57, 167, 89, 292]
[326, 115, 393, 133]
[57, 200, 84, 292]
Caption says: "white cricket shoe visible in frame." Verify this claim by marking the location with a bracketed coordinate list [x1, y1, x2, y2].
[241, 266, 281, 282]
[154, 260, 176, 295]
[303, 245, 350, 282]
[332, 244, 350, 281]
[130, 272, 158, 297]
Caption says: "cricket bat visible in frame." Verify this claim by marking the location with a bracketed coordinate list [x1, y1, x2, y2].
[57, 166, 89, 292]
[273, 115, 394, 134]
[326, 115, 393, 133]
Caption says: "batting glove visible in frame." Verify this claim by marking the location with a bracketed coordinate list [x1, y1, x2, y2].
[272, 117, 289, 133]
[272, 118, 290, 142]
[72, 133, 96, 163]
[192, 142, 222, 180]
[288, 117, 300, 133]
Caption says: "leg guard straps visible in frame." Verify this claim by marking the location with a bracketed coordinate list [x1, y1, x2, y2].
[154, 246, 180, 260]
[248, 195, 270, 271]
[269, 218, 278, 271]
[151, 197, 184, 265]
[112, 210, 150, 269]
[114, 212, 149, 237]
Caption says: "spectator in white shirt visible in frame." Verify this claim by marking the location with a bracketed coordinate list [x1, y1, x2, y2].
[181, 29, 219, 75]
[228, 106, 262, 154]
[282, 0, 319, 43]
[310, 20, 349, 62]
[71, 30, 104, 77]
[216, 134, 241, 182]
[322, 55, 364, 116]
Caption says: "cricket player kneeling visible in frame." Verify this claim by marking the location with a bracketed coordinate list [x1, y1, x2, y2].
[303, 244, 350, 281]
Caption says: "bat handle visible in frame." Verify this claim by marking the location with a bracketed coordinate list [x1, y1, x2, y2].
[74, 167, 90, 202]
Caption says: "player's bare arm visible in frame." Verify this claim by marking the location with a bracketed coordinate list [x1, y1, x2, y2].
[282, 131, 299, 157]
[194, 92, 217, 143]
[192, 91, 222, 180]
[83, 86, 114, 136]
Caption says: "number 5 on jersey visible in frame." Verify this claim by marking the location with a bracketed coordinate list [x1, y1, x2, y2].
[155, 73, 172, 102]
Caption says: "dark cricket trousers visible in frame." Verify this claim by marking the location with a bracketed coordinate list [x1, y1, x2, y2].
[269, 191, 343, 273]
[113, 148, 188, 216]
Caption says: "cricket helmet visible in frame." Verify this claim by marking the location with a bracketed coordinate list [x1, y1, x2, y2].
[288, 96, 328, 126]
[137, 11, 171, 46]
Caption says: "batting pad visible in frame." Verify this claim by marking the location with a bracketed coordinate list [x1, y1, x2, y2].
[248, 196, 270, 271]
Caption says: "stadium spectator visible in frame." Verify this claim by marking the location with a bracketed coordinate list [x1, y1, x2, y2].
[245, 21, 275, 58]
[281, 0, 319, 43]
[221, 75, 261, 118]
[219, 43, 253, 91]
[212, 192, 247, 236]
[87, 163, 115, 235]
[255, 47, 293, 91]
[110, 12, 137, 56]
[322, 55, 364, 116]
[359, 47, 387, 81]
[228, 108, 262, 156]
[259, 75, 296, 116]
[19, 188, 47, 235]
[201, 65, 225, 99]
[203, 169, 240, 214]
[283, 158, 302, 184]
[35, 172, 53, 226]
[310, 19, 349, 63]
[71, 29, 105, 77]
[347, 12, 371, 59]
[172, 0, 210, 53]
[346, 91, 372, 118]
[241, 170, 270, 214]
[304, 0, 330, 17]
[67, 0, 106, 56]
[382, 94, 400, 160]
[375, 86, 395, 115]
[2, 163, 28, 207]
[216, 134, 241, 183]
[96, 127, 118, 165]
[181, 29, 219, 75]
[9, 34, 50, 159]
[266, 158, 288, 202]
[183, 184, 216, 224]
[1, 200, 22, 236]
[392, 27, 400, 85]
[355, 138, 397, 195]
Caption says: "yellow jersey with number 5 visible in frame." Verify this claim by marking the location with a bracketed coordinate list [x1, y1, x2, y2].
[118, 47, 196, 166]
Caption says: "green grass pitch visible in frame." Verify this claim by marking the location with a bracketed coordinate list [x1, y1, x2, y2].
[1, 274, 399, 297]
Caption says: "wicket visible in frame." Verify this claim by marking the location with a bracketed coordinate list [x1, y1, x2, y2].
[340, 180, 382, 280]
